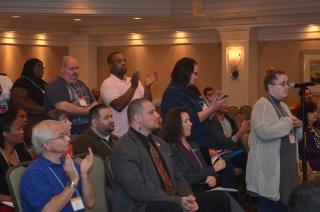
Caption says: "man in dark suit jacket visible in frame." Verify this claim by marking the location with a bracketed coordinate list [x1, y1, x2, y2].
[111, 99, 198, 212]
[73, 104, 118, 159]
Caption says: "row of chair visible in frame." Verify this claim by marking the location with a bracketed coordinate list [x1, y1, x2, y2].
[227, 105, 252, 123]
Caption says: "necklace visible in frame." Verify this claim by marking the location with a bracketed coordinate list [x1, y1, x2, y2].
[309, 126, 320, 149]
[0, 148, 20, 167]
[21, 76, 45, 94]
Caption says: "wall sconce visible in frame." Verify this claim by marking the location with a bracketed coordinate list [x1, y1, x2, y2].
[227, 48, 242, 81]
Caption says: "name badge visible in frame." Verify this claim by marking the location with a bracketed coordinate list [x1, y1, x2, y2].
[70, 196, 85, 211]
[78, 98, 88, 107]
[289, 131, 296, 144]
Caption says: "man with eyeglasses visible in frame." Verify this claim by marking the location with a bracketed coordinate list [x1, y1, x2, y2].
[20, 120, 95, 212]
[100, 51, 157, 137]
[246, 68, 303, 212]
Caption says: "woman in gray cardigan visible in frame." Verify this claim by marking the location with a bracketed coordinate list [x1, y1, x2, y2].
[246, 68, 302, 212]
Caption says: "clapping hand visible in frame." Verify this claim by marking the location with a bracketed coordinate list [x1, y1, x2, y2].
[64, 154, 79, 184]
[291, 116, 302, 128]
[131, 71, 140, 88]
[145, 71, 158, 87]
[80, 148, 93, 175]
[209, 90, 228, 112]
[239, 120, 250, 134]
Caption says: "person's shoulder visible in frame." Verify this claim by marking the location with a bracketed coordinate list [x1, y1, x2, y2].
[0, 75, 13, 84]
[47, 76, 64, 88]
[74, 129, 92, 142]
[189, 141, 199, 149]
[12, 77, 27, 87]
[116, 132, 134, 146]
[152, 134, 171, 149]
[22, 159, 44, 177]
[77, 79, 90, 89]
[112, 133, 137, 157]
[15, 147, 32, 161]
[253, 97, 269, 107]
[101, 74, 116, 85]
[110, 133, 119, 142]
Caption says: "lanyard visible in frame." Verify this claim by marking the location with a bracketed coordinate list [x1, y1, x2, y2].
[48, 167, 80, 197]
[182, 143, 204, 170]
[21, 76, 45, 94]
[0, 148, 20, 167]
[190, 147, 204, 170]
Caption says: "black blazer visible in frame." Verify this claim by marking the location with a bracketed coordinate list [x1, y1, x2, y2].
[170, 142, 216, 191]
[111, 129, 192, 212]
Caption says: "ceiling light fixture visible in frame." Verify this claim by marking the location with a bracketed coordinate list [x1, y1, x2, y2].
[73, 18, 82, 22]
[133, 17, 142, 20]
[11, 16, 20, 18]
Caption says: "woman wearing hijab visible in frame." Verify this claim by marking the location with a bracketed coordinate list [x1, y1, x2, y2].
[10, 58, 47, 121]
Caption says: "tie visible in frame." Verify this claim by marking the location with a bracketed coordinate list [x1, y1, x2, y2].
[149, 142, 175, 195]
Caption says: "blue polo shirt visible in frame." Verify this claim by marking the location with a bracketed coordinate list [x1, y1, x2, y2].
[20, 155, 84, 212]
[161, 81, 213, 148]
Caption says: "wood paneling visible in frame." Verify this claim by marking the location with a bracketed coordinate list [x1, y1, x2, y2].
[97, 43, 222, 102]
[0, 45, 68, 83]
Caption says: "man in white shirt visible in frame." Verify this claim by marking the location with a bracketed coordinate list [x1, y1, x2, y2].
[100, 51, 157, 137]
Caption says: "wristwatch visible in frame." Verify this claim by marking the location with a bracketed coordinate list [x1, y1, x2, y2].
[68, 181, 78, 189]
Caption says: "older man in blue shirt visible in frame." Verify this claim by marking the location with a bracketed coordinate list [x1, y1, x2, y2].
[20, 120, 95, 212]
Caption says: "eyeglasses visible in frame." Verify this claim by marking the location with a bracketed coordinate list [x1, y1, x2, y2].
[46, 132, 70, 142]
[271, 81, 290, 87]
[34, 63, 45, 69]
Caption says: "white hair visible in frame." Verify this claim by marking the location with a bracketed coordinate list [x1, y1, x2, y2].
[32, 120, 63, 154]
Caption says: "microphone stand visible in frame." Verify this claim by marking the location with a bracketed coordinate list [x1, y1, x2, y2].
[299, 87, 308, 182]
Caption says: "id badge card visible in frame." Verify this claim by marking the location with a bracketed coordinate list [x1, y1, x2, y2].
[78, 98, 88, 107]
[289, 131, 296, 144]
[70, 196, 85, 211]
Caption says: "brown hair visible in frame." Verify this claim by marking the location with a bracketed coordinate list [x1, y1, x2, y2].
[263, 67, 286, 91]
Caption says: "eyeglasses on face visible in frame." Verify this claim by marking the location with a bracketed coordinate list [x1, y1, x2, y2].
[271, 81, 290, 87]
[46, 132, 70, 142]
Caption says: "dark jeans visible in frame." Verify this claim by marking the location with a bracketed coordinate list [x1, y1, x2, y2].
[258, 196, 286, 212]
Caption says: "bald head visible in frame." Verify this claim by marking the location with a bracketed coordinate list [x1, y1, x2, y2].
[60, 56, 80, 83]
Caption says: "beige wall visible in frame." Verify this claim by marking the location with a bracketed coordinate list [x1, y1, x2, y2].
[258, 40, 320, 106]
[4, 40, 320, 108]
[0, 45, 68, 83]
[97, 44, 222, 102]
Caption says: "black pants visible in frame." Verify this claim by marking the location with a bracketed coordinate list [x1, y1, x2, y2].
[145, 201, 183, 212]
[196, 191, 231, 212]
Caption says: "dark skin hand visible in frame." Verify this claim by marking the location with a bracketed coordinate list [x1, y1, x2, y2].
[110, 71, 140, 112]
